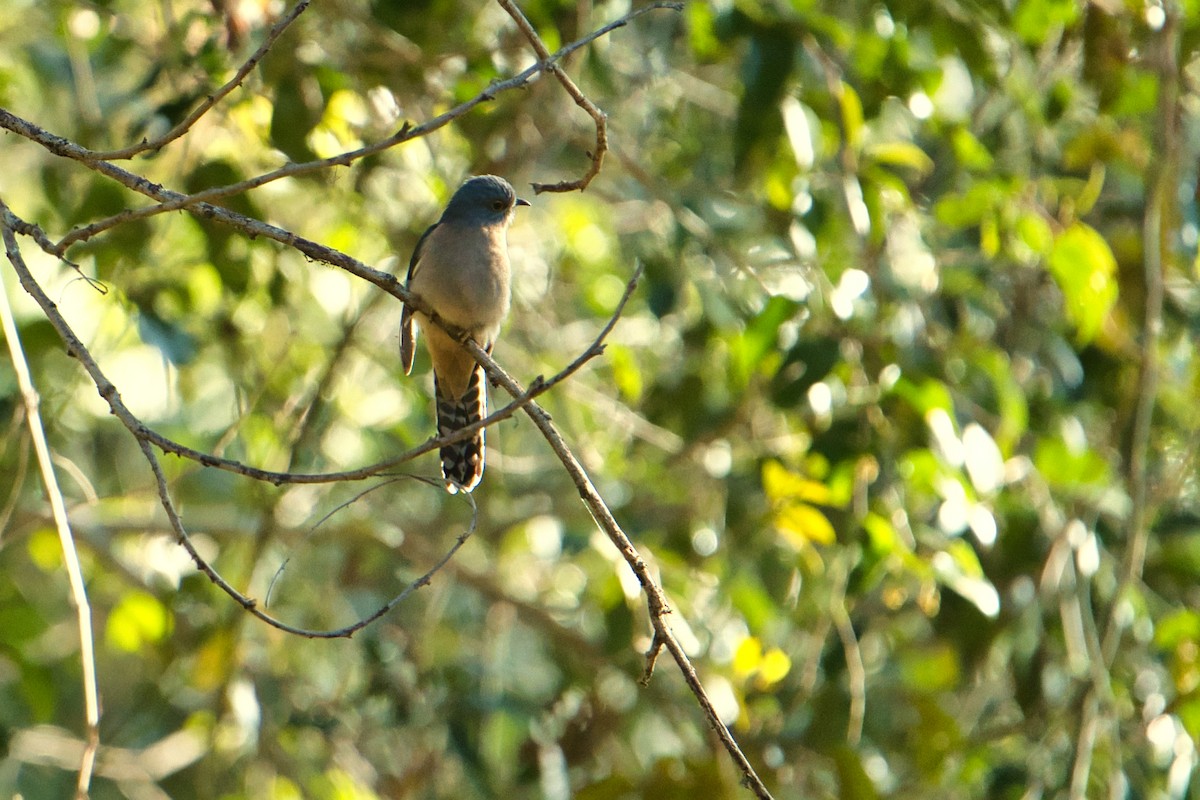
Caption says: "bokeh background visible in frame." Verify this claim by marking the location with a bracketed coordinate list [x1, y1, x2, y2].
[2, 0, 1200, 797]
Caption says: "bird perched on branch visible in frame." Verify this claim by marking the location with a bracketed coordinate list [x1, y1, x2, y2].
[400, 175, 530, 493]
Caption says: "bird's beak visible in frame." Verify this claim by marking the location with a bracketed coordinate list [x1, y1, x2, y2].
[515, 198, 531, 208]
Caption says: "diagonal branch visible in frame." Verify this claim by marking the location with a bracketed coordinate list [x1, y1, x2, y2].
[0, 201, 633, 489]
[458, 337, 776, 800]
[86, 0, 313, 161]
[2, 213, 478, 639]
[0, 3, 684, 254]
[0, 201, 643, 643]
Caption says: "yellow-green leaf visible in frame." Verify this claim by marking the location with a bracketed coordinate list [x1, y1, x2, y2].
[776, 503, 836, 546]
[27, 528, 62, 572]
[762, 460, 832, 505]
[867, 141, 934, 177]
[106, 591, 172, 653]
[1047, 222, 1118, 343]
[840, 82, 864, 149]
[755, 647, 792, 690]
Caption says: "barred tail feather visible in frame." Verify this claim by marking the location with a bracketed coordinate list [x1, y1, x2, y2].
[434, 366, 486, 493]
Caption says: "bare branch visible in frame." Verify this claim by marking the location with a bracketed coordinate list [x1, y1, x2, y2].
[458, 331, 776, 800]
[0, 218, 100, 798]
[0, 3, 684, 253]
[500, 0, 609, 193]
[830, 559, 865, 747]
[86, 0, 313, 161]
[498, 1, 682, 192]
[0, 199, 643, 644]
[2, 201, 477, 638]
[0, 200, 639, 492]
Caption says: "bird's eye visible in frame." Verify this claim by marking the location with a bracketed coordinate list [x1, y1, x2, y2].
[491, 199, 505, 211]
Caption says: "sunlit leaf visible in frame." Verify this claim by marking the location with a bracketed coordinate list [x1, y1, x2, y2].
[27, 528, 62, 572]
[775, 503, 836, 546]
[1047, 222, 1118, 343]
[1033, 436, 1112, 490]
[840, 82, 864, 150]
[932, 543, 1001, 618]
[608, 344, 644, 402]
[950, 127, 994, 171]
[762, 460, 832, 505]
[754, 647, 792, 690]
[106, 591, 172, 653]
[1156, 609, 1200, 650]
[734, 296, 798, 387]
[732, 636, 763, 678]
[1015, 212, 1054, 257]
[892, 377, 955, 415]
[1013, 0, 1080, 44]
[867, 141, 934, 177]
[685, 2, 723, 60]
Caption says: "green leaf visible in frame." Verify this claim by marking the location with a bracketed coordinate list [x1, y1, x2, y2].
[1046, 222, 1118, 343]
[607, 344, 644, 403]
[950, 127, 995, 171]
[899, 642, 961, 692]
[733, 296, 798, 387]
[106, 591, 172, 653]
[1156, 609, 1200, 650]
[840, 82, 864, 150]
[763, 460, 832, 505]
[934, 541, 1001, 618]
[866, 141, 935, 177]
[1015, 212, 1054, 257]
[1033, 436, 1112, 490]
[832, 745, 881, 800]
[892, 377, 955, 416]
[1013, 0, 1080, 45]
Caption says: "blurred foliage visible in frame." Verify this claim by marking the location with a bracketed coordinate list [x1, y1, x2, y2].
[2, 0, 1200, 798]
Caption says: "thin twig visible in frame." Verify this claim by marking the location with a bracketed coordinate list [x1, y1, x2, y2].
[0, 414, 32, 539]
[17, 3, 682, 253]
[1070, 693, 1100, 800]
[0, 222, 100, 799]
[497, 0, 667, 193]
[87, 0, 313, 161]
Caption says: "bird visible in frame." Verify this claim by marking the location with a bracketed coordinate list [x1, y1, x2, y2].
[399, 175, 530, 493]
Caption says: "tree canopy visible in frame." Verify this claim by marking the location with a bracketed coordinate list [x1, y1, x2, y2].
[2, 1, 1200, 798]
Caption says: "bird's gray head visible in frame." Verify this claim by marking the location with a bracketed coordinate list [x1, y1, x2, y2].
[441, 175, 530, 224]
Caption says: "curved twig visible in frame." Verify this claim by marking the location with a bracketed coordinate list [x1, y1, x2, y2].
[1101, 7, 1177, 664]
[497, 0, 676, 193]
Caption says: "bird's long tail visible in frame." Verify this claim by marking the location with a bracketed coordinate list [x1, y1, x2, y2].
[434, 365, 486, 493]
